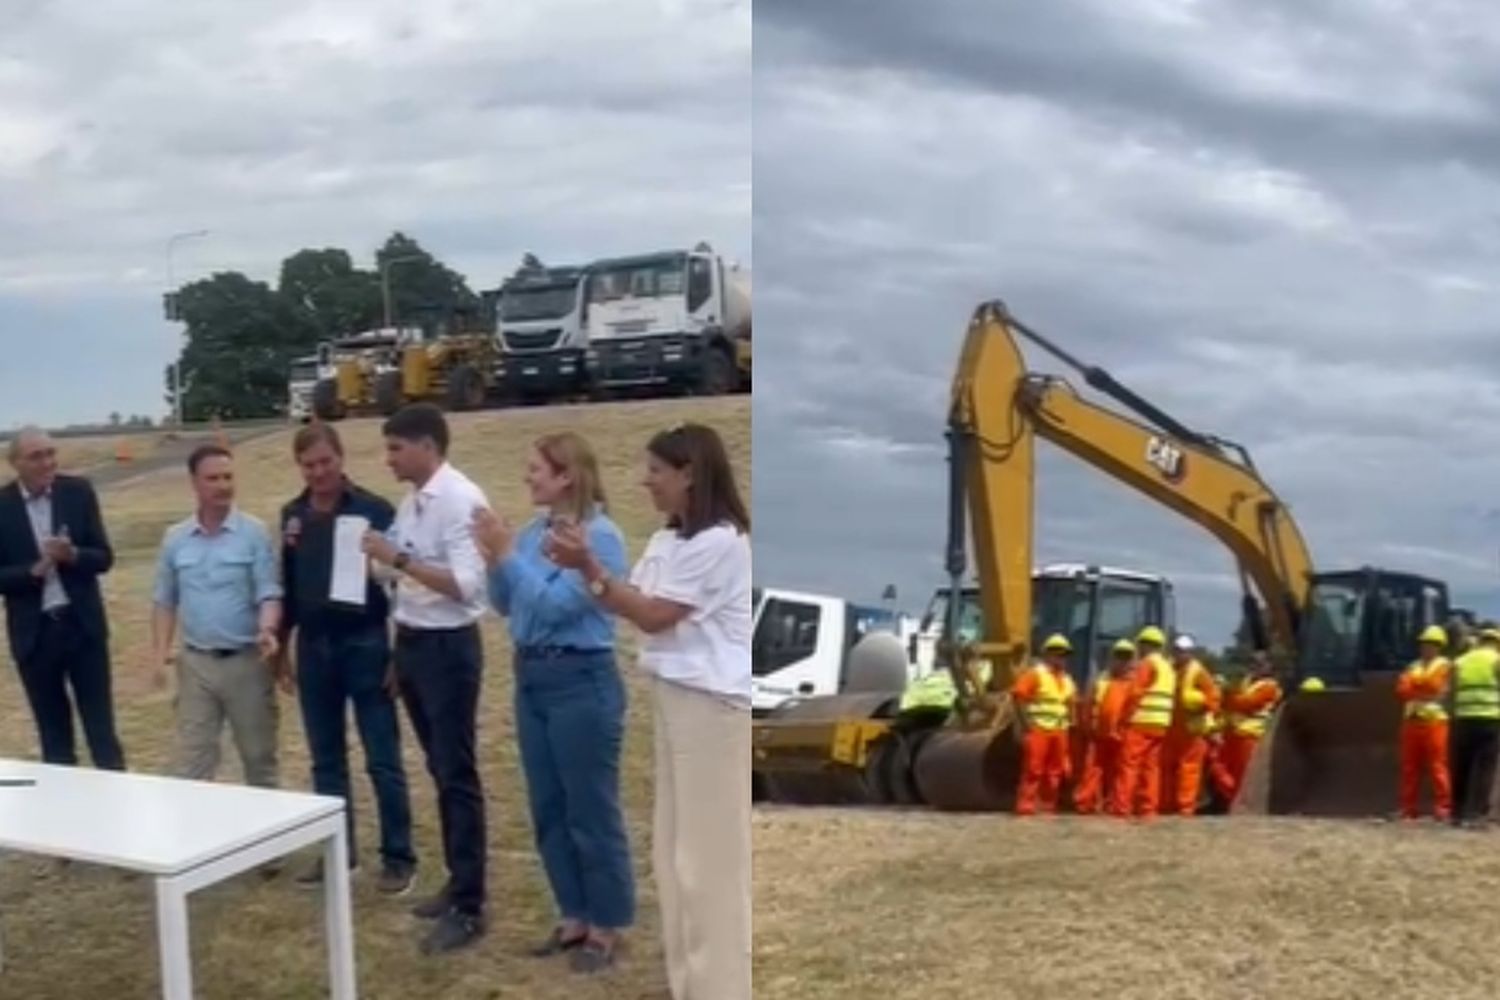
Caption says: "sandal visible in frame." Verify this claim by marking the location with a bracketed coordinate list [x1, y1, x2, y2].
[530, 926, 587, 957]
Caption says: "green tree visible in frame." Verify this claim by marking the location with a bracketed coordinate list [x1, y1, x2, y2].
[164, 272, 320, 420]
[277, 248, 382, 339]
[376, 232, 482, 334]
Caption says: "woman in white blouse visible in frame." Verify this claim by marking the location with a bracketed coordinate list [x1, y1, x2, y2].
[547, 422, 750, 1000]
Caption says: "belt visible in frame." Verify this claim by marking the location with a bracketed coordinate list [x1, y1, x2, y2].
[186, 645, 249, 659]
[395, 622, 479, 640]
[516, 645, 610, 660]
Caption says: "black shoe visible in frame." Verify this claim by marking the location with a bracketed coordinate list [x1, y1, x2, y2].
[530, 927, 588, 957]
[378, 861, 417, 896]
[420, 909, 486, 955]
[411, 885, 453, 920]
[568, 939, 617, 974]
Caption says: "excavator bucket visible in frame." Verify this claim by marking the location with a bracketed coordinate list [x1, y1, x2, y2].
[909, 698, 1024, 812]
[1233, 677, 1413, 818]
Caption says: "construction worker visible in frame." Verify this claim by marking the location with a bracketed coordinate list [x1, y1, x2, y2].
[1449, 626, 1500, 826]
[1073, 638, 1135, 814]
[1010, 633, 1078, 815]
[1111, 626, 1176, 819]
[1395, 625, 1453, 821]
[1215, 652, 1282, 802]
[1164, 634, 1221, 817]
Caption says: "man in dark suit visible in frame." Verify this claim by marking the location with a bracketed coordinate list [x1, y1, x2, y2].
[0, 426, 125, 770]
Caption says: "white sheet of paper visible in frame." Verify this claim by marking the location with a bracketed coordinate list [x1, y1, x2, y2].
[330, 515, 370, 605]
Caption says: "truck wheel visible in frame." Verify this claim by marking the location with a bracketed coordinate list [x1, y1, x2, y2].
[312, 379, 344, 421]
[445, 365, 486, 411]
[374, 371, 403, 415]
[696, 345, 736, 396]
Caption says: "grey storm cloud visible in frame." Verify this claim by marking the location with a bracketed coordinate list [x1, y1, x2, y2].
[0, 0, 749, 423]
[753, 0, 1500, 645]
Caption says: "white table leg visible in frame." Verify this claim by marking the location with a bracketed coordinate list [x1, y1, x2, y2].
[323, 823, 357, 999]
[155, 878, 193, 1000]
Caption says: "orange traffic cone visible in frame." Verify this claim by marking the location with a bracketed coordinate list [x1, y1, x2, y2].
[115, 438, 132, 464]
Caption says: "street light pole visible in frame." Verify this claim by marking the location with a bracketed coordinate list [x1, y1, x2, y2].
[380, 254, 426, 329]
[165, 229, 210, 427]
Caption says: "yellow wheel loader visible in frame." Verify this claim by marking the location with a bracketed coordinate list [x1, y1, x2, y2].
[753, 300, 1454, 816]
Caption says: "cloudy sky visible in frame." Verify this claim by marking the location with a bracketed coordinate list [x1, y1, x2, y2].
[0, 0, 749, 426]
[753, 0, 1500, 646]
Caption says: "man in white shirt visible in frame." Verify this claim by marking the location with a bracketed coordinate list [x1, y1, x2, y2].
[362, 403, 491, 955]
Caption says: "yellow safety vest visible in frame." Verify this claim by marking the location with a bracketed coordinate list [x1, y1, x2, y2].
[1402, 658, 1452, 723]
[1130, 654, 1176, 729]
[1021, 665, 1076, 731]
[1177, 659, 1217, 736]
[1227, 679, 1279, 737]
[900, 671, 957, 712]
[1453, 648, 1500, 720]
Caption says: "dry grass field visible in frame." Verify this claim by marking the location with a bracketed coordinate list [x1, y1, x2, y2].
[0, 396, 747, 1000]
[752, 805, 1500, 1000]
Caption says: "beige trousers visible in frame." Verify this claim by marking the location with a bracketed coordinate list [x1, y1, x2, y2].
[651, 676, 751, 1000]
[174, 647, 279, 788]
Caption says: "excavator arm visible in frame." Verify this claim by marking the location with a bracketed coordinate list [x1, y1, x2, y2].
[943, 301, 1315, 703]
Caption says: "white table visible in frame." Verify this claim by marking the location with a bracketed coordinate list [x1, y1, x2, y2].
[0, 759, 356, 998]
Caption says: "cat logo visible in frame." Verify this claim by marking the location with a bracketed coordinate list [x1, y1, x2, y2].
[1145, 436, 1186, 482]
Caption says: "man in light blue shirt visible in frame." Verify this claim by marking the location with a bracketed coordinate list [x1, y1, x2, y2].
[151, 444, 283, 788]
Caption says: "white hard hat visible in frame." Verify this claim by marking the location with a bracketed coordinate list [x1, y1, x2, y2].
[1173, 634, 1197, 651]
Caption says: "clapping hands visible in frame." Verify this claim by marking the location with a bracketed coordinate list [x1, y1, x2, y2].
[472, 506, 516, 567]
[543, 517, 590, 569]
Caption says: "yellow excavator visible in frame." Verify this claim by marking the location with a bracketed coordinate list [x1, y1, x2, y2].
[752, 299, 1454, 815]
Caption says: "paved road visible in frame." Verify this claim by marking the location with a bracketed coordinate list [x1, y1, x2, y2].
[83, 426, 285, 489]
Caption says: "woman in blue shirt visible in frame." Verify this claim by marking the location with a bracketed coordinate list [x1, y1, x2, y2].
[472, 431, 634, 973]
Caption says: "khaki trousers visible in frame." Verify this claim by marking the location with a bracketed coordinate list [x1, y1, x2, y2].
[174, 647, 279, 788]
[651, 677, 750, 1000]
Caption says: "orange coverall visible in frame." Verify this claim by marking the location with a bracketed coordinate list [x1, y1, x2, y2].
[1011, 663, 1077, 815]
[1215, 677, 1282, 800]
[1395, 657, 1453, 820]
[1112, 654, 1176, 818]
[1165, 659, 1221, 816]
[1073, 672, 1130, 814]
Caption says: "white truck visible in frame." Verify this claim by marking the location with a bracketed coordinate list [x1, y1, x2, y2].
[286, 351, 322, 422]
[583, 241, 750, 397]
[494, 264, 590, 403]
[751, 586, 917, 715]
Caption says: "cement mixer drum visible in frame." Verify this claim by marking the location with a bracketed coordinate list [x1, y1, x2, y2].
[845, 631, 909, 693]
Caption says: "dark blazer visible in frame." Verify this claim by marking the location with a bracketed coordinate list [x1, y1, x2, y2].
[0, 473, 114, 662]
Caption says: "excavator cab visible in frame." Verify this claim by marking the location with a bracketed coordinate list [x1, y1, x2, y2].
[1237, 568, 1450, 816]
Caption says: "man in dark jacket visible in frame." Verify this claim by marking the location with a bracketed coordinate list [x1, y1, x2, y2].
[0, 426, 125, 769]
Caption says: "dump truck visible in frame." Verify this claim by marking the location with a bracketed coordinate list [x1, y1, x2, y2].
[583, 242, 750, 397]
[494, 264, 591, 404]
[753, 299, 1454, 817]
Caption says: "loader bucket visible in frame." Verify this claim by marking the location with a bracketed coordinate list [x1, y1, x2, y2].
[1233, 675, 1411, 818]
[752, 692, 898, 806]
[909, 699, 1023, 811]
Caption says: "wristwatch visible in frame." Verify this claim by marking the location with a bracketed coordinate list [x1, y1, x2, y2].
[588, 572, 610, 597]
[394, 552, 412, 572]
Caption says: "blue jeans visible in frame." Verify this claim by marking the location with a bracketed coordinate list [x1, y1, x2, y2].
[297, 626, 415, 868]
[515, 648, 636, 929]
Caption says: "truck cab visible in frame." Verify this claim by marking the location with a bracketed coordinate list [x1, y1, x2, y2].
[286, 352, 321, 422]
[751, 587, 913, 716]
[494, 265, 589, 403]
[583, 242, 750, 397]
